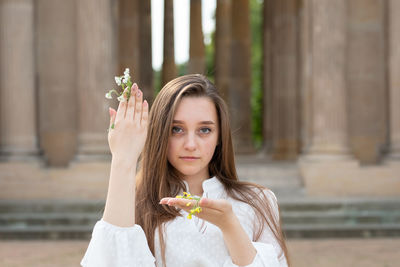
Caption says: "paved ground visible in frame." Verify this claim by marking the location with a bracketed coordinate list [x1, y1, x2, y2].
[0, 238, 399, 267]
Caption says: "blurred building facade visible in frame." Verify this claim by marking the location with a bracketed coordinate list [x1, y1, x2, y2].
[0, 0, 399, 198]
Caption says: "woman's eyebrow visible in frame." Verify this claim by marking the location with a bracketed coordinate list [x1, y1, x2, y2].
[173, 120, 215, 125]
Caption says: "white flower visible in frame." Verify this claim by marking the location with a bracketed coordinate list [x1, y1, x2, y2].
[122, 77, 128, 84]
[105, 91, 113, 99]
[114, 76, 122, 86]
[124, 68, 130, 77]
[117, 94, 126, 102]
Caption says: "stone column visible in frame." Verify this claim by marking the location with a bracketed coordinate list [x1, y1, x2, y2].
[36, 0, 77, 166]
[230, 0, 253, 153]
[270, 0, 300, 160]
[347, 0, 387, 164]
[119, 0, 153, 104]
[387, 0, 400, 160]
[305, 0, 352, 160]
[161, 0, 176, 87]
[139, 0, 154, 104]
[118, 0, 140, 81]
[262, 0, 273, 153]
[298, 0, 313, 155]
[0, 0, 39, 161]
[76, 0, 117, 160]
[188, 0, 205, 74]
[215, 0, 231, 104]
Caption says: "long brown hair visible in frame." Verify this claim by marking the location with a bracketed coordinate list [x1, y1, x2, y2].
[135, 74, 290, 266]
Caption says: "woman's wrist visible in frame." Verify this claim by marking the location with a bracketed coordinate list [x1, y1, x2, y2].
[111, 155, 138, 170]
[219, 212, 240, 234]
[220, 212, 257, 265]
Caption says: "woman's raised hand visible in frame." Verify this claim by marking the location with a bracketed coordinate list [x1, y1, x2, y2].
[108, 83, 148, 166]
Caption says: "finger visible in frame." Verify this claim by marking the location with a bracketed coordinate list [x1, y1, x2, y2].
[164, 198, 197, 214]
[165, 198, 222, 220]
[159, 198, 194, 211]
[125, 84, 137, 120]
[109, 108, 116, 129]
[133, 87, 143, 122]
[168, 198, 194, 207]
[115, 90, 128, 124]
[159, 197, 174, 204]
[141, 100, 148, 126]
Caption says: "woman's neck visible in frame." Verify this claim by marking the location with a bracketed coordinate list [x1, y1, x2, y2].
[183, 173, 210, 196]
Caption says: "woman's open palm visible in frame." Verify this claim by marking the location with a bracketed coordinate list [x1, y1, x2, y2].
[159, 197, 236, 231]
[108, 83, 148, 165]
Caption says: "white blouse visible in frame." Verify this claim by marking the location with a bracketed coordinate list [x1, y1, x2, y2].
[81, 176, 288, 267]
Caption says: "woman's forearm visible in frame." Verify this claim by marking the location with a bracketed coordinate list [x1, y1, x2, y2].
[221, 214, 257, 266]
[102, 157, 137, 227]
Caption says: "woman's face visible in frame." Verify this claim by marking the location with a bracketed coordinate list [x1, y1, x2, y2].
[167, 96, 219, 180]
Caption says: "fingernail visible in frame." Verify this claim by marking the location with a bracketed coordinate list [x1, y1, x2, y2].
[137, 90, 141, 97]
[132, 83, 137, 91]
[143, 100, 148, 107]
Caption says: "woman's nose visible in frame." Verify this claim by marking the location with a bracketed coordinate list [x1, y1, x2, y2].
[183, 133, 197, 151]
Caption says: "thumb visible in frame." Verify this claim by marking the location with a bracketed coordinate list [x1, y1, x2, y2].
[199, 198, 212, 207]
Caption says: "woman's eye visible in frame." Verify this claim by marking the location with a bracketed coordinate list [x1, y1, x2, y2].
[172, 126, 183, 134]
[200, 128, 211, 134]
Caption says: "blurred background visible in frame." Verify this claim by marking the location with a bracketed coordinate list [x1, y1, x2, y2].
[0, 0, 399, 266]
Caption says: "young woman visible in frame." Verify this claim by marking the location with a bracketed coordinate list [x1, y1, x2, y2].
[81, 74, 290, 267]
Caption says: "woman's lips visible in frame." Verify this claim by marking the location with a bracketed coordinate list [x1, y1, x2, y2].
[180, 157, 199, 162]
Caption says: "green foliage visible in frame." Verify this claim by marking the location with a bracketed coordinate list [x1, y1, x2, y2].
[153, 69, 161, 94]
[177, 62, 187, 76]
[250, 0, 264, 149]
[204, 30, 215, 83]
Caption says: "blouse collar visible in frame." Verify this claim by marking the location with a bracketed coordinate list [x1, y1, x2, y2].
[182, 176, 224, 197]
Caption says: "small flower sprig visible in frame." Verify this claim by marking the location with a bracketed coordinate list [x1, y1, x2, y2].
[105, 68, 133, 129]
[105, 68, 133, 103]
[176, 192, 202, 219]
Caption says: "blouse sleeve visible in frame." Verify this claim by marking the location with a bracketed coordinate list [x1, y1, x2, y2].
[223, 189, 288, 267]
[80, 219, 156, 267]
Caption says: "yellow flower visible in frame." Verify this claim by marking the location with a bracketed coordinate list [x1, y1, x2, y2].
[183, 192, 191, 197]
[174, 192, 202, 219]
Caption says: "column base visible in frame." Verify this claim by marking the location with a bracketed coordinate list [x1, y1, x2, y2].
[299, 152, 354, 162]
[270, 139, 300, 161]
[233, 140, 256, 154]
[75, 133, 111, 162]
[298, 154, 400, 197]
[73, 153, 111, 162]
[383, 152, 400, 161]
[0, 149, 41, 163]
